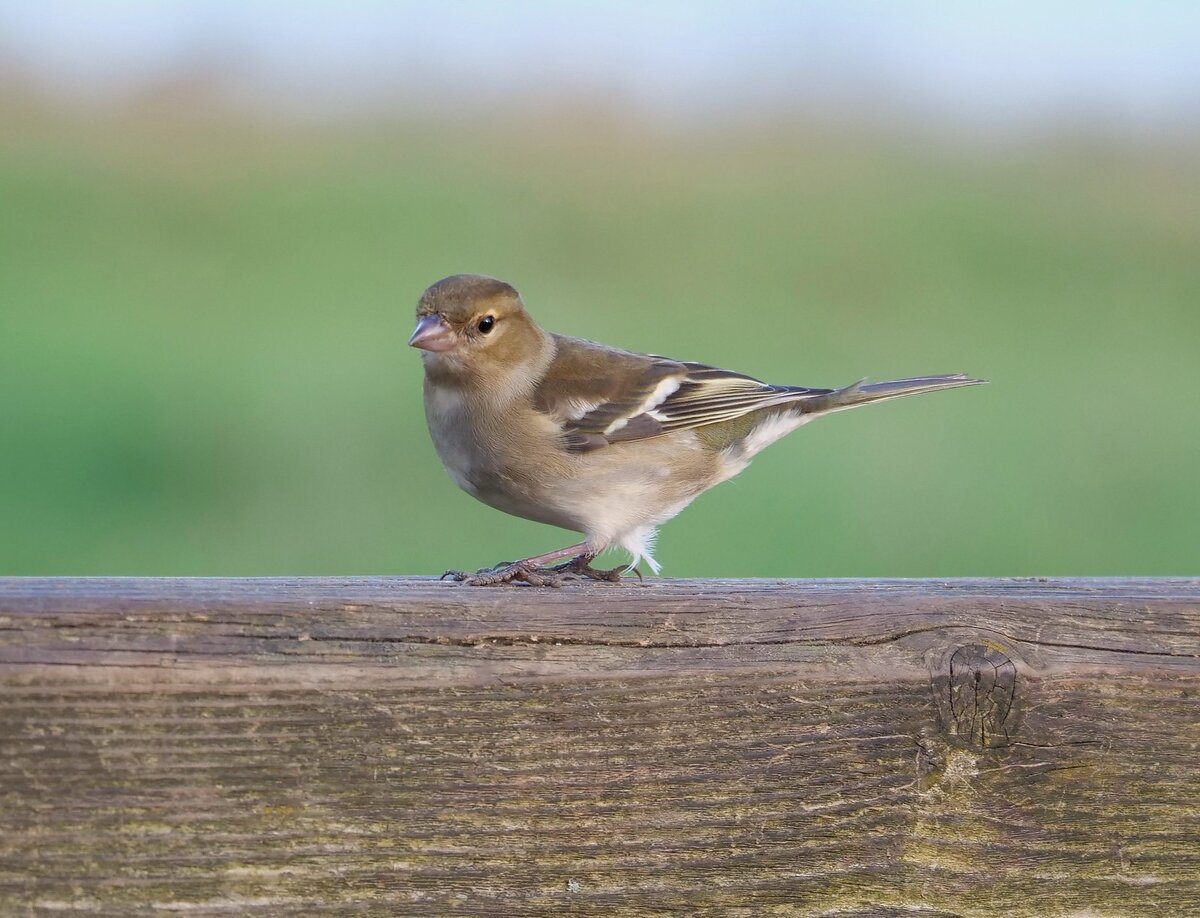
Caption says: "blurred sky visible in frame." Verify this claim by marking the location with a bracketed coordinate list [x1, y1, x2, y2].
[2, 1, 1199, 130]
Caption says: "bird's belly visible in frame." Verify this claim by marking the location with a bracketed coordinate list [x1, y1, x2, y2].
[542, 440, 716, 544]
[433, 428, 686, 539]
[426, 387, 720, 542]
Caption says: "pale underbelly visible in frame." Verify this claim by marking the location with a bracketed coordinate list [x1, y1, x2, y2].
[429, 399, 719, 543]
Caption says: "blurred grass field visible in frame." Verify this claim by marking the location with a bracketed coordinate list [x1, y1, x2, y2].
[1, 103, 1198, 577]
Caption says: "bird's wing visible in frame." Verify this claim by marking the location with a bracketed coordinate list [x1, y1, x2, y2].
[535, 336, 829, 452]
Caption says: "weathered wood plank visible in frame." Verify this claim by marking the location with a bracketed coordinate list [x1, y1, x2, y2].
[0, 577, 1198, 916]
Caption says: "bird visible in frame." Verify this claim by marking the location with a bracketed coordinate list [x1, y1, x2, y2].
[409, 273, 984, 586]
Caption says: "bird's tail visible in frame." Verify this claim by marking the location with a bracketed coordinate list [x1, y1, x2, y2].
[800, 374, 986, 416]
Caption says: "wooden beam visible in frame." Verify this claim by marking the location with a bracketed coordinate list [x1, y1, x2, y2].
[1, 577, 1198, 915]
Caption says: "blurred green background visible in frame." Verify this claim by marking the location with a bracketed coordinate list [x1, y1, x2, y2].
[1, 4, 1198, 577]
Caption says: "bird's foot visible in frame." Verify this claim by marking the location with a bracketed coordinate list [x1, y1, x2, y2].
[440, 560, 563, 587]
[551, 554, 628, 583]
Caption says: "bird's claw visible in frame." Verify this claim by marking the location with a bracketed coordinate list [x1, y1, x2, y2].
[440, 554, 645, 587]
[442, 560, 563, 587]
[551, 555, 627, 583]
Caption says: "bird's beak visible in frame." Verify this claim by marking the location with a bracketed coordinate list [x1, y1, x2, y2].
[408, 314, 457, 352]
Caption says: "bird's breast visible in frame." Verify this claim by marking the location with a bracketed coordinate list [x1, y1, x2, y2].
[423, 381, 569, 523]
[424, 383, 489, 496]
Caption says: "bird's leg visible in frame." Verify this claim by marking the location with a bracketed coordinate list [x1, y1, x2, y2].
[441, 542, 590, 587]
[551, 552, 628, 583]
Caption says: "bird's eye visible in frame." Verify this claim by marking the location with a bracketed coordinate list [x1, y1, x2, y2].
[477, 315, 496, 334]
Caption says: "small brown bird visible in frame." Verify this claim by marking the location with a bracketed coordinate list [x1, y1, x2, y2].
[410, 274, 984, 586]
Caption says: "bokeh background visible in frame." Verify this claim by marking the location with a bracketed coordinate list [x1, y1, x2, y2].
[2, 2, 1197, 577]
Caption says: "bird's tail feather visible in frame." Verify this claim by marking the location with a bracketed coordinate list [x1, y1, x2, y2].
[800, 374, 986, 415]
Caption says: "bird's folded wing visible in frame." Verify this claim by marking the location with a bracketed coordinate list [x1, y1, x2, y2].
[536, 336, 827, 452]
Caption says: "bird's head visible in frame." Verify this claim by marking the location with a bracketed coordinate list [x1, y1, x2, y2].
[409, 274, 543, 376]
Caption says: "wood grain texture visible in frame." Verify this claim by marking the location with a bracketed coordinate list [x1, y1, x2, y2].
[0, 577, 1198, 916]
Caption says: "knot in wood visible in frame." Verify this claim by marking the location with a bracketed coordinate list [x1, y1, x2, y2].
[946, 643, 1017, 749]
